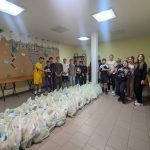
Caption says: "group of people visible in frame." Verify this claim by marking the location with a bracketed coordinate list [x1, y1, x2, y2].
[33, 56, 88, 95]
[99, 54, 147, 106]
[33, 53, 147, 107]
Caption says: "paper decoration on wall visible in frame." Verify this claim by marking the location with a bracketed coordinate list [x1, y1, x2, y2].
[11, 45, 17, 53]
[4, 60, 11, 64]
[21, 52, 26, 56]
[3, 53, 17, 70]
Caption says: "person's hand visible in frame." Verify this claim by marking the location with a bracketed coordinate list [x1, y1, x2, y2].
[141, 80, 145, 85]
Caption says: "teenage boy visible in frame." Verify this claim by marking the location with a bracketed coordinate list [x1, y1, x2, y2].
[69, 59, 76, 86]
[62, 58, 69, 88]
[54, 56, 63, 90]
[107, 54, 117, 94]
[116, 60, 130, 104]
[75, 60, 82, 85]
[49, 57, 55, 91]
[44, 60, 53, 92]
[99, 58, 110, 95]
[33, 57, 45, 95]
[81, 61, 87, 84]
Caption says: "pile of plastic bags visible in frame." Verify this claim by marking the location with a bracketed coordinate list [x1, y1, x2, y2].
[0, 83, 102, 150]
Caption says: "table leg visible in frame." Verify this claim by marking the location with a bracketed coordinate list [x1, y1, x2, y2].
[0, 84, 5, 102]
[13, 82, 19, 97]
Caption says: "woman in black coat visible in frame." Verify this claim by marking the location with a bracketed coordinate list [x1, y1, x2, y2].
[134, 54, 147, 106]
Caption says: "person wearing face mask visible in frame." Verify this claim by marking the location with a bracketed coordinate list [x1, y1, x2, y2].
[134, 54, 147, 106]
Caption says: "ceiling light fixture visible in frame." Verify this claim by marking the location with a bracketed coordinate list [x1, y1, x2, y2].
[78, 37, 89, 41]
[92, 9, 116, 22]
[0, 0, 24, 16]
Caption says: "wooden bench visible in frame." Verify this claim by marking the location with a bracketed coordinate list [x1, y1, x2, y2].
[0, 75, 33, 101]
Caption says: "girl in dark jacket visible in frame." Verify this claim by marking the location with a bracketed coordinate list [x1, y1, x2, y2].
[134, 54, 147, 106]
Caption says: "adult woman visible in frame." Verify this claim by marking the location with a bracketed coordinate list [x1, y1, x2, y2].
[134, 54, 147, 106]
[127, 56, 135, 100]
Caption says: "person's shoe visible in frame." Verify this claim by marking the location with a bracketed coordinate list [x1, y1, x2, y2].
[112, 91, 115, 94]
[122, 100, 126, 104]
[127, 97, 132, 101]
[118, 97, 122, 102]
[134, 102, 143, 106]
[134, 100, 138, 103]
[105, 89, 108, 95]
[34, 91, 37, 95]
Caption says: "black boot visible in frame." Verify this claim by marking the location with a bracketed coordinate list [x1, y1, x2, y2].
[102, 87, 104, 93]
[105, 88, 108, 95]
[121, 92, 126, 104]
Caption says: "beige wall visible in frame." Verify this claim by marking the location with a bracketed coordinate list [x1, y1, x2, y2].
[59, 43, 76, 63]
[76, 36, 150, 67]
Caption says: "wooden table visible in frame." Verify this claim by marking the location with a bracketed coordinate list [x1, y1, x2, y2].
[0, 75, 33, 101]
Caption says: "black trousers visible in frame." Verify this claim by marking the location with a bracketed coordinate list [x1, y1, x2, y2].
[75, 75, 82, 85]
[116, 80, 126, 101]
[45, 77, 53, 91]
[134, 78, 143, 103]
[108, 74, 116, 91]
[82, 75, 86, 85]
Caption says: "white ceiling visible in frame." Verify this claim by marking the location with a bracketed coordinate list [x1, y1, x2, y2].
[0, 0, 150, 45]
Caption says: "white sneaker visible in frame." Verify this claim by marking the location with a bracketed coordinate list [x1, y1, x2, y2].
[112, 91, 115, 94]
[38, 89, 41, 93]
[34, 91, 37, 95]
[134, 100, 138, 103]
[134, 102, 143, 106]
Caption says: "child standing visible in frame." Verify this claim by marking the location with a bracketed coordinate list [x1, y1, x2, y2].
[81, 61, 87, 85]
[99, 58, 110, 95]
[127, 56, 135, 100]
[54, 56, 63, 90]
[114, 58, 122, 96]
[116, 60, 130, 104]
[44, 60, 53, 92]
[62, 58, 69, 88]
[75, 60, 82, 85]
[68, 59, 76, 86]
[33, 57, 45, 95]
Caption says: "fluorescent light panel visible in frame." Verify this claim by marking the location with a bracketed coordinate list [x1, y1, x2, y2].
[78, 37, 89, 41]
[93, 9, 116, 22]
[0, 0, 24, 16]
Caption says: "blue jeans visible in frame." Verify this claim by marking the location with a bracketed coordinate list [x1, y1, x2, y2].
[69, 76, 75, 86]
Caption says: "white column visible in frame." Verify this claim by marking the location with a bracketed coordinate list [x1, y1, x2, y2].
[91, 33, 98, 84]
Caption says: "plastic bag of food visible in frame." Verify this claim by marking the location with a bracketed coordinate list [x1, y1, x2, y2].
[32, 112, 49, 144]
[42, 108, 57, 132]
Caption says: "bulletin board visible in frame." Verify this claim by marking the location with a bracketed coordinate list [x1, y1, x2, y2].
[0, 38, 59, 79]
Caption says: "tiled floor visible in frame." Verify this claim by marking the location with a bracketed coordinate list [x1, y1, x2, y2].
[0, 89, 150, 150]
